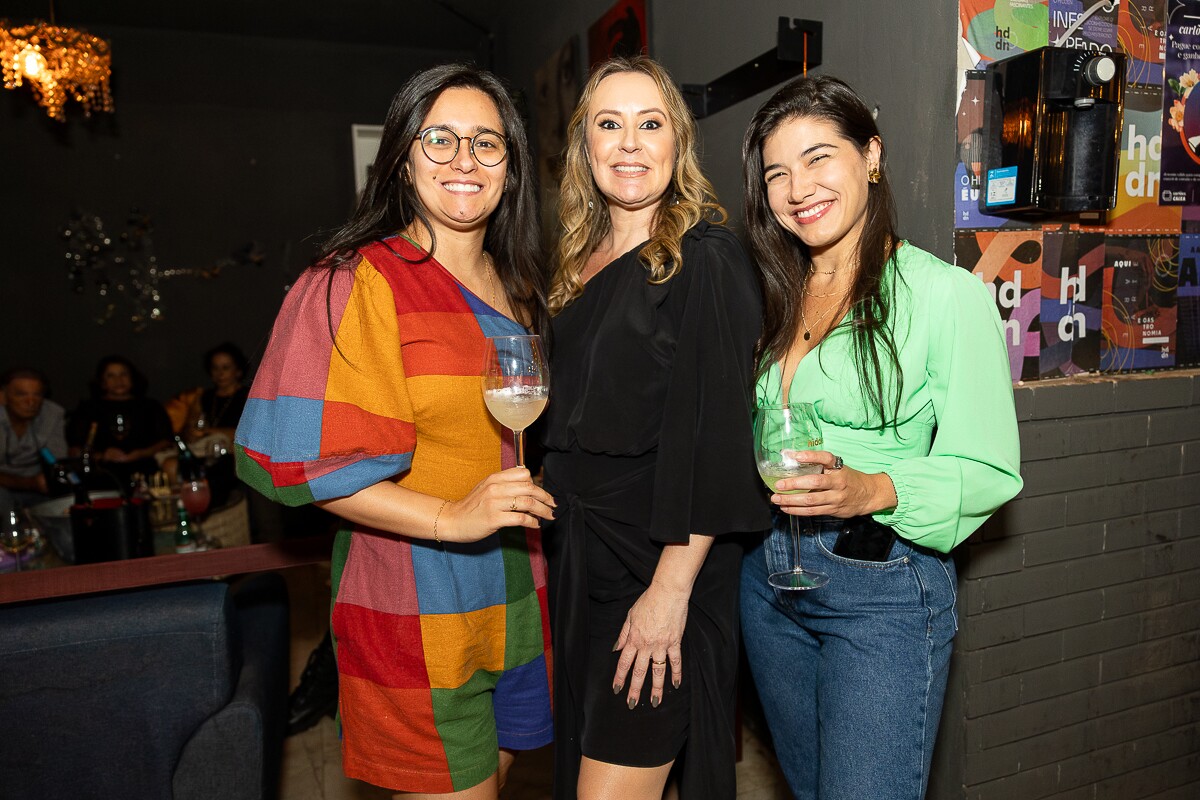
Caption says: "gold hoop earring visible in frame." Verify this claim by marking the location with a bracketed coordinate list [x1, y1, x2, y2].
[868, 166, 881, 184]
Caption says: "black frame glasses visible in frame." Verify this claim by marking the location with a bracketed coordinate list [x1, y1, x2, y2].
[414, 126, 508, 167]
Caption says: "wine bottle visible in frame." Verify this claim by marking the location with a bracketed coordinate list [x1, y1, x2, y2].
[81, 421, 98, 481]
[174, 499, 197, 554]
[39, 447, 90, 506]
[173, 435, 201, 483]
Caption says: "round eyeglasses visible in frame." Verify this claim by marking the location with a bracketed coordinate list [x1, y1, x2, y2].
[414, 126, 508, 167]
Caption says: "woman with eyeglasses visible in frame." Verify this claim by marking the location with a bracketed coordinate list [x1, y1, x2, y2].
[235, 64, 555, 799]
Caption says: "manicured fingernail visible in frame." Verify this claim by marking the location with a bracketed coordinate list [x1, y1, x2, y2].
[651, 696, 660, 708]
[612, 642, 620, 651]
[627, 696, 637, 710]
[613, 683, 622, 695]
[673, 678, 681, 689]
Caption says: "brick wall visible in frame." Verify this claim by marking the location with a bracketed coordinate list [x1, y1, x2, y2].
[929, 370, 1200, 800]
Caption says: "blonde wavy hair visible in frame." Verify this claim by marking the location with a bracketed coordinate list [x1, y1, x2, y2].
[549, 56, 726, 314]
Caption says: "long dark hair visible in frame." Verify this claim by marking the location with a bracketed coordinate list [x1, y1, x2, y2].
[316, 63, 546, 336]
[742, 75, 903, 427]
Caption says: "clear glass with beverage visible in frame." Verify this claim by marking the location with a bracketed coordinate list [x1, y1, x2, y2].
[482, 335, 549, 467]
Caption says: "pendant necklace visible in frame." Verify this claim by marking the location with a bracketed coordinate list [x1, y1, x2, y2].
[800, 268, 850, 341]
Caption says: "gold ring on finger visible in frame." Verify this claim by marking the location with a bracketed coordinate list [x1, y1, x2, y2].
[509, 499, 517, 511]
[651, 659, 667, 666]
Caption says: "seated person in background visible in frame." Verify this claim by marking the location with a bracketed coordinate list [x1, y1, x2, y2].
[182, 342, 250, 451]
[0, 368, 67, 516]
[161, 343, 252, 507]
[67, 355, 173, 490]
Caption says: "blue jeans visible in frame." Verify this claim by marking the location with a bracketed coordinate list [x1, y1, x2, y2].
[740, 515, 957, 800]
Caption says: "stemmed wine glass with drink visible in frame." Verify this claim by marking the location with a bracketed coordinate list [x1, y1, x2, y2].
[754, 402, 830, 590]
[482, 335, 549, 468]
[2, 509, 42, 572]
[179, 477, 213, 548]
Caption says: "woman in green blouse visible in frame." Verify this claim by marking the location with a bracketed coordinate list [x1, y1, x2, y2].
[738, 75, 1022, 800]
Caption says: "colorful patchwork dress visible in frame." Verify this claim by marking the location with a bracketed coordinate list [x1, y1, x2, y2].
[235, 235, 553, 793]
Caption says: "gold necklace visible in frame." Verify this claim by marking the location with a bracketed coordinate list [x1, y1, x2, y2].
[800, 299, 847, 341]
[483, 251, 500, 309]
[800, 268, 850, 341]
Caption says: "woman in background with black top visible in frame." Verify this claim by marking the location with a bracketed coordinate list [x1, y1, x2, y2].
[68, 355, 173, 489]
[183, 342, 250, 447]
[541, 56, 770, 800]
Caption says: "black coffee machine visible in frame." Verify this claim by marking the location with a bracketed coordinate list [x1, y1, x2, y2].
[980, 45, 1126, 219]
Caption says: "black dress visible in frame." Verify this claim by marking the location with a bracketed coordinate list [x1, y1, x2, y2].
[67, 397, 174, 486]
[542, 221, 771, 799]
[199, 386, 249, 432]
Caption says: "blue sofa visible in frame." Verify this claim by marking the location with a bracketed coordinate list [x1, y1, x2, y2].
[0, 573, 289, 799]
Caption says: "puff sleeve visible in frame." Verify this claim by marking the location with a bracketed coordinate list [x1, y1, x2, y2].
[235, 258, 417, 505]
[877, 268, 1023, 551]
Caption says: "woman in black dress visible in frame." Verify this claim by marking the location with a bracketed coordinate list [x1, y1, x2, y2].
[541, 56, 771, 800]
[68, 355, 173, 488]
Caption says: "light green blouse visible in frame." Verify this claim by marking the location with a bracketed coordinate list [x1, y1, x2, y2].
[756, 243, 1023, 553]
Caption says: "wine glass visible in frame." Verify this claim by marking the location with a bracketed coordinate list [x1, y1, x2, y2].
[754, 402, 830, 590]
[2, 510, 35, 572]
[179, 478, 212, 547]
[482, 335, 549, 467]
[206, 438, 229, 467]
[110, 412, 128, 443]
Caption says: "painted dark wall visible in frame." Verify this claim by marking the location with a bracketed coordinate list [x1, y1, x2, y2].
[494, 0, 958, 259]
[1, 25, 473, 410]
[2, 5, 957, 409]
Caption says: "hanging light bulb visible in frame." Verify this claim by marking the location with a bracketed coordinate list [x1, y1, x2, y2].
[0, 16, 113, 121]
[18, 44, 45, 78]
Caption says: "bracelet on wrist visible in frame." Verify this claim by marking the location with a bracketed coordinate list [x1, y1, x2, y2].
[433, 500, 450, 544]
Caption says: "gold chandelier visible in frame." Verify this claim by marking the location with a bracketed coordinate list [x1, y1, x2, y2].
[0, 16, 113, 122]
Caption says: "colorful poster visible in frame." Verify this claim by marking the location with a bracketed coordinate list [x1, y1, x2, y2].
[1049, 0, 1119, 51]
[1040, 231, 1106, 377]
[1101, 236, 1179, 370]
[956, 229, 1043, 381]
[1118, 0, 1167, 87]
[1097, 85, 1182, 231]
[1159, 0, 1200, 204]
[587, 0, 648, 68]
[1177, 233, 1200, 365]
[960, 0, 1050, 63]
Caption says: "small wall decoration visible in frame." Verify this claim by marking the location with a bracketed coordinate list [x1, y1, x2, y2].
[63, 209, 264, 332]
[534, 36, 581, 252]
[588, 0, 648, 69]
[352, 124, 384, 198]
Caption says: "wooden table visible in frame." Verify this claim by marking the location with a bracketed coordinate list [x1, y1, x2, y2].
[0, 534, 335, 604]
